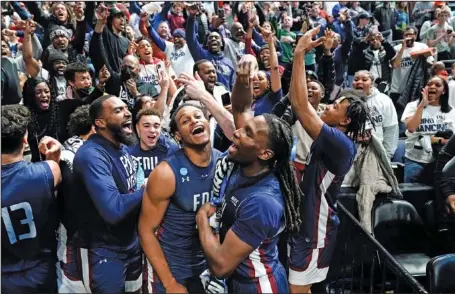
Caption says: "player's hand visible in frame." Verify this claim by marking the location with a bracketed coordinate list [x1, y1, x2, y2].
[165, 279, 187, 293]
[140, 11, 150, 27]
[23, 17, 36, 35]
[39, 136, 62, 163]
[237, 54, 259, 87]
[196, 203, 217, 228]
[261, 29, 274, 44]
[177, 73, 206, 100]
[294, 25, 325, 56]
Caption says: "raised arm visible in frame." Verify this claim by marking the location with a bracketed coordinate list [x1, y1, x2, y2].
[177, 73, 236, 139]
[21, 19, 41, 78]
[231, 55, 257, 129]
[144, 12, 167, 52]
[404, 88, 428, 133]
[153, 71, 170, 117]
[138, 162, 187, 293]
[290, 26, 326, 140]
[261, 28, 281, 92]
[185, 7, 209, 61]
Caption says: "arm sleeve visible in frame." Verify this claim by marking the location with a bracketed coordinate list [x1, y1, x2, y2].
[75, 148, 144, 225]
[73, 20, 87, 54]
[11, 1, 31, 20]
[185, 16, 209, 61]
[313, 123, 356, 176]
[382, 125, 399, 159]
[230, 195, 283, 249]
[24, 2, 49, 28]
[129, 1, 142, 15]
[147, 25, 167, 52]
[400, 101, 418, 122]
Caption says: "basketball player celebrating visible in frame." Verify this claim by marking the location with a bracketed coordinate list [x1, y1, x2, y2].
[288, 27, 371, 293]
[67, 95, 143, 293]
[2, 105, 62, 293]
[138, 99, 235, 292]
[195, 54, 303, 293]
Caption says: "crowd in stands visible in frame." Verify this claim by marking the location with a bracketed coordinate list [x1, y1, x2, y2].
[1, 1, 455, 293]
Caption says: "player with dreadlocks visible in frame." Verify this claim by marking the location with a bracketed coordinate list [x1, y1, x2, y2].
[287, 26, 371, 294]
[196, 54, 302, 293]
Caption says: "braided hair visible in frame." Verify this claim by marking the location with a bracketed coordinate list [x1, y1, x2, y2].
[337, 90, 373, 142]
[263, 113, 302, 233]
[22, 77, 60, 141]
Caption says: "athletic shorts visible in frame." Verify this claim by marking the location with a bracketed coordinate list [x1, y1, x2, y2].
[228, 263, 289, 293]
[57, 245, 142, 293]
[145, 269, 205, 294]
[2, 260, 56, 294]
[288, 230, 337, 286]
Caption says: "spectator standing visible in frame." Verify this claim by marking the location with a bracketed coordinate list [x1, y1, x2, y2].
[401, 76, 455, 183]
[426, 6, 455, 61]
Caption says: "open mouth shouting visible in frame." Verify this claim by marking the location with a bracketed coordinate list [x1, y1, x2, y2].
[39, 97, 50, 110]
[122, 119, 133, 134]
[253, 83, 261, 95]
[191, 123, 206, 137]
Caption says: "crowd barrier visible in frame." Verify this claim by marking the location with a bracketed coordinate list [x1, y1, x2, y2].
[319, 202, 428, 294]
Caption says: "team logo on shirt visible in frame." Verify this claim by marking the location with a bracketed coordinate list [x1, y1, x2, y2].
[370, 105, 383, 125]
[180, 167, 190, 183]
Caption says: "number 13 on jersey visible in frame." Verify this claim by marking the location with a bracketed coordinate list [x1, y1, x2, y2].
[2, 202, 37, 244]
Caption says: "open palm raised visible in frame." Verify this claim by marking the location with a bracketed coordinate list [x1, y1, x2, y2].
[294, 26, 326, 55]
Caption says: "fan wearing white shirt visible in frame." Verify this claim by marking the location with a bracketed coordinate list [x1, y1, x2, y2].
[401, 76, 455, 183]
[391, 26, 434, 104]
[353, 70, 399, 158]
[144, 12, 195, 77]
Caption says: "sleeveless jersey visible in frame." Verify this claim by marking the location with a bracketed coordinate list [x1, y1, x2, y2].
[158, 148, 222, 281]
[219, 166, 286, 280]
[129, 133, 179, 178]
[1, 161, 57, 273]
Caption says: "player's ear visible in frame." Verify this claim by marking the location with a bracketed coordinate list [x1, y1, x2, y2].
[258, 148, 274, 162]
[23, 131, 28, 145]
[94, 118, 106, 129]
[174, 131, 182, 143]
[135, 124, 140, 137]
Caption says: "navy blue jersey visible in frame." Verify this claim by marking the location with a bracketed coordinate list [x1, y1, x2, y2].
[129, 134, 179, 178]
[219, 166, 285, 286]
[1, 161, 57, 273]
[158, 148, 222, 282]
[289, 124, 356, 269]
[71, 134, 144, 251]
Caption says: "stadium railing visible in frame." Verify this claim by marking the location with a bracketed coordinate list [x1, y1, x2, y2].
[319, 202, 428, 294]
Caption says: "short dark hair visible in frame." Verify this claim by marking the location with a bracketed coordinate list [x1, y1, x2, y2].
[169, 103, 207, 135]
[89, 95, 116, 128]
[404, 25, 418, 35]
[68, 105, 92, 137]
[136, 107, 162, 124]
[193, 59, 211, 75]
[1, 105, 31, 154]
[64, 62, 90, 82]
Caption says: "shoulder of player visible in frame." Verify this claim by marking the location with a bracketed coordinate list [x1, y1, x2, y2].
[237, 191, 284, 216]
[146, 161, 176, 200]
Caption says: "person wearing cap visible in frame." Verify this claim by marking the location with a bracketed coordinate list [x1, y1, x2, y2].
[47, 50, 68, 101]
[23, 1, 76, 49]
[89, 3, 129, 74]
[144, 13, 195, 77]
[346, 12, 372, 87]
[41, 25, 86, 71]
